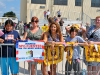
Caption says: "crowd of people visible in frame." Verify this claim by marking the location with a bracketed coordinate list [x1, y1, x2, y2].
[0, 14, 100, 75]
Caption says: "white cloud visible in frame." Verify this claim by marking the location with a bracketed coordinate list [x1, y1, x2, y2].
[16, 12, 20, 17]
[7, 0, 14, 1]
[0, 1, 6, 8]
[0, 11, 3, 14]
[0, 11, 3, 17]
[10, 7, 15, 10]
[16, 13, 20, 18]
[1, 0, 14, 1]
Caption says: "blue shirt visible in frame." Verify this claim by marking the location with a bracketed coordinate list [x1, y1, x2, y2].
[65, 36, 85, 59]
[87, 25, 100, 41]
[0, 30, 20, 57]
[48, 33, 60, 42]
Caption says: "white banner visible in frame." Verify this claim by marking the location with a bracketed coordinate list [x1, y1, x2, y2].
[16, 40, 44, 62]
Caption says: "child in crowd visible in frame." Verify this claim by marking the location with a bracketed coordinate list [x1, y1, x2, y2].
[65, 25, 87, 75]
[0, 19, 20, 75]
[0, 30, 4, 43]
[0, 30, 4, 60]
[65, 24, 86, 39]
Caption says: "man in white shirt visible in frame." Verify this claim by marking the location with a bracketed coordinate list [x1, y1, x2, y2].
[46, 10, 50, 20]
[57, 10, 61, 18]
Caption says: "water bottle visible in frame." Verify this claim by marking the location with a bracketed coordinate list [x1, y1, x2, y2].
[82, 69, 86, 75]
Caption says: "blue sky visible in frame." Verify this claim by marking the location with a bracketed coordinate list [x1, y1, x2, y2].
[0, 0, 20, 20]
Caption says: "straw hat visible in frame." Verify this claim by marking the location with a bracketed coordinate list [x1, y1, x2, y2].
[71, 24, 80, 30]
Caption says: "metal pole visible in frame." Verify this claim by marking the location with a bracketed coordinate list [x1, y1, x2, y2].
[51, 0, 53, 17]
[81, 0, 84, 23]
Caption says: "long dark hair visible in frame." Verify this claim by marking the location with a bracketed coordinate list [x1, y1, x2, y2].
[3, 19, 14, 32]
[5, 19, 14, 26]
[48, 22, 62, 40]
[70, 27, 78, 34]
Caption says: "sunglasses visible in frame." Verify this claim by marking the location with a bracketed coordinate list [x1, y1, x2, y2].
[32, 20, 38, 23]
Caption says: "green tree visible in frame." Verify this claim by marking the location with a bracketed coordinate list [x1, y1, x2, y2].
[2, 11, 16, 17]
